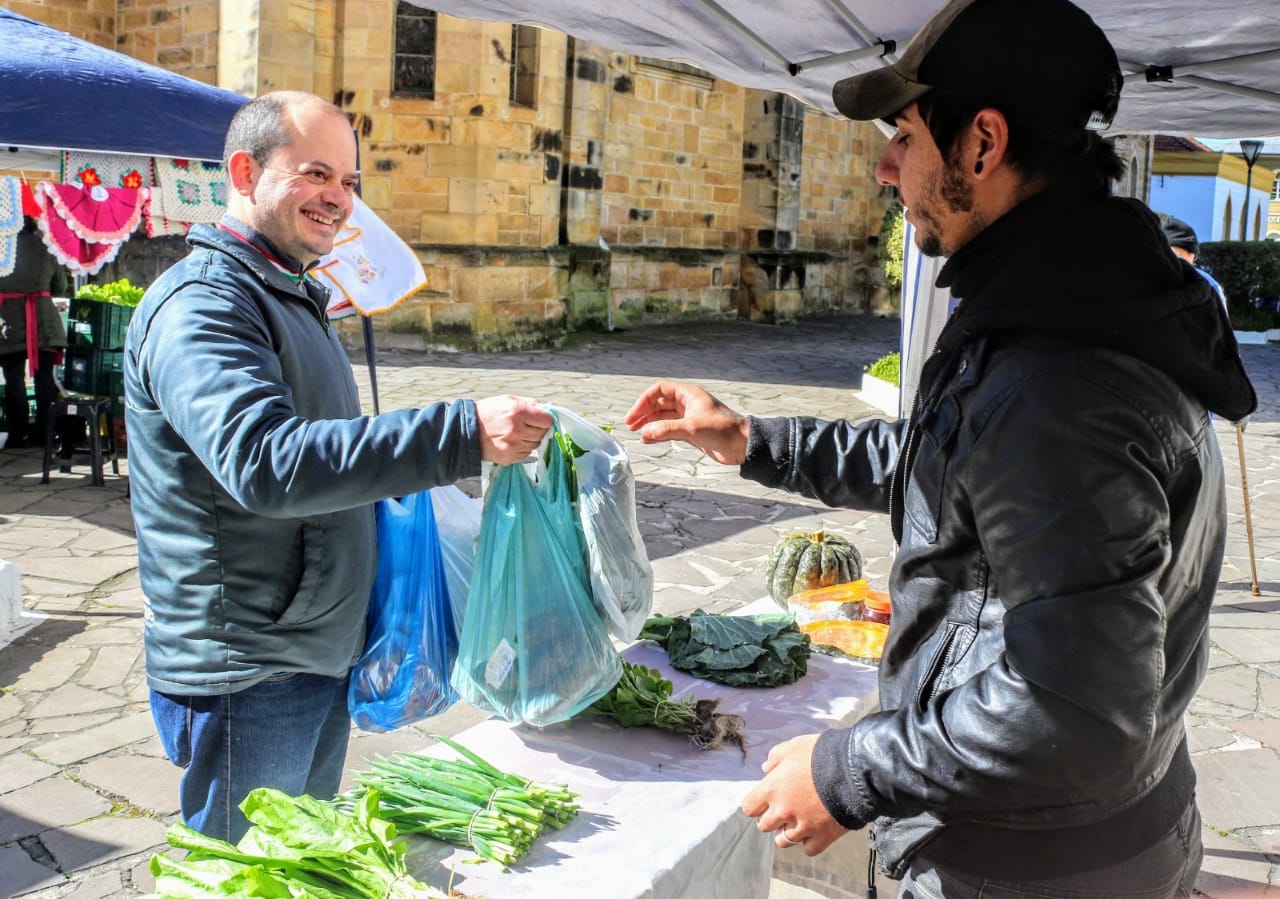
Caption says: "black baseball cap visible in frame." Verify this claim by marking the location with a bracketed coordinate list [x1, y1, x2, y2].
[832, 0, 1122, 132]
[1161, 216, 1200, 256]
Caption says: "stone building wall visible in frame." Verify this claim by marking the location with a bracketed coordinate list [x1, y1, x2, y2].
[16, 0, 892, 350]
[8, 0, 115, 48]
[114, 0, 220, 86]
[795, 110, 894, 316]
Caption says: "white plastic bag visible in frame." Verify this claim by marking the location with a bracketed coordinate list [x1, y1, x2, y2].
[551, 405, 654, 641]
[429, 484, 483, 636]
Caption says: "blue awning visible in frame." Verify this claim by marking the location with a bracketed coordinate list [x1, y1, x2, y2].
[0, 8, 247, 162]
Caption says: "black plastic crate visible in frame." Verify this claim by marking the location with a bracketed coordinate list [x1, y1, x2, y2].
[66, 299, 134, 351]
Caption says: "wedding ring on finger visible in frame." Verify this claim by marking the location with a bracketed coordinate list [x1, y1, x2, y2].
[777, 829, 803, 848]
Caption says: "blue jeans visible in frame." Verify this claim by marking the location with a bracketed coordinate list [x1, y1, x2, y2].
[898, 800, 1203, 899]
[150, 672, 351, 844]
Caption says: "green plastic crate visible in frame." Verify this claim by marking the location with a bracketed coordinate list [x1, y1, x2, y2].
[66, 299, 134, 351]
[63, 348, 125, 416]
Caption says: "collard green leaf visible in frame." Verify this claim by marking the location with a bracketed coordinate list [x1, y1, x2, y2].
[685, 643, 767, 671]
[686, 610, 794, 650]
[640, 610, 809, 687]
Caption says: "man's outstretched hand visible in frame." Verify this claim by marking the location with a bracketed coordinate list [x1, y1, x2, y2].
[624, 380, 750, 465]
[475, 395, 553, 463]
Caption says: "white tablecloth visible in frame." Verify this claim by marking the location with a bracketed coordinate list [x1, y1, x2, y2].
[405, 634, 879, 898]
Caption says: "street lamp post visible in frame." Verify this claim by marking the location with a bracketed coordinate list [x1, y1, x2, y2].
[1240, 138, 1265, 240]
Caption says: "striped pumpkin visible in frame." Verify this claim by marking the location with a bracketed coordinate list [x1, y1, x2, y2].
[765, 531, 863, 608]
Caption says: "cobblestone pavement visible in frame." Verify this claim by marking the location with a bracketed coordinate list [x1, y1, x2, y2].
[0, 314, 1276, 898]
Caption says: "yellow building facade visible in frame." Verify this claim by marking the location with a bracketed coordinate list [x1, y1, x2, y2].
[13, 1, 892, 349]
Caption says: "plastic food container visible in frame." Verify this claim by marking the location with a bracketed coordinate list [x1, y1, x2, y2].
[860, 590, 892, 625]
[786, 580, 869, 625]
[786, 579, 892, 627]
[799, 619, 890, 662]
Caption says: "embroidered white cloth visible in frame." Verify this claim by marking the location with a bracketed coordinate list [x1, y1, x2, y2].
[315, 195, 427, 318]
[0, 177, 24, 278]
[62, 152, 154, 191]
[150, 157, 227, 225]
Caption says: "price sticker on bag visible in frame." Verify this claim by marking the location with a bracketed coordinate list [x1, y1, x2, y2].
[486, 638, 516, 689]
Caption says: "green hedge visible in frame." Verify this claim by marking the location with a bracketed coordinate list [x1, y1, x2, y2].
[866, 351, 900, 386]
[1197, 241, 1280, 328]
[878, 203, 905, 294]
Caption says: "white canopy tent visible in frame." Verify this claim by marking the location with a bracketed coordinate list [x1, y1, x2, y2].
[416, 0, 1280, 406]
[417, 0, 1280, 137]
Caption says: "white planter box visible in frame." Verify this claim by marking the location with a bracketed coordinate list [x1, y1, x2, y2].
[857, 372, 901, 417]
[1234, 330, 1269, 345]
[1267, 328, 1280, 343]
[1, 559, 22, 642]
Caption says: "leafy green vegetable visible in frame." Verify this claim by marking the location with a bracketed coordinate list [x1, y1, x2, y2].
[583, 659, 746, 754]
[146, 788, 446, 899]
[639, 610, 810, 687]
[75, 278, 144, 307]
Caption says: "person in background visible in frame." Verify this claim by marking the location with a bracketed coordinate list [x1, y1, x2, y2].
[1161, 215, 1228, 306]
[0, 217, 69, 449]
[625, 0, 1256, 895]
[125, 90, 552, 843]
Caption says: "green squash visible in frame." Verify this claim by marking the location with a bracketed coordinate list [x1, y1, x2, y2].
[766, 530, 863, 608]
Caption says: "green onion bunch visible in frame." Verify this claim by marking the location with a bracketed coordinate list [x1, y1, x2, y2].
[340, 735, 579, 869]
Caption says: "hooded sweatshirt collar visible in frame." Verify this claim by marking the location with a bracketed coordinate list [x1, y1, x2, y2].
[921, 188, 1257, 422]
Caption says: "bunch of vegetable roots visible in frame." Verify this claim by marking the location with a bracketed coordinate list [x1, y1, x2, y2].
[340, 735, 578, 869]
[585, 659, 746, 755]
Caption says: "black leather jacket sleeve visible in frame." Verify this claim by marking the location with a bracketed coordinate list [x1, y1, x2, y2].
[812, 356, 1212, 835]
[740, 414, 906, 514]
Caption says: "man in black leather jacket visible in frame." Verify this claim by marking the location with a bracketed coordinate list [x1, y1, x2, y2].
[624, 0, 1257, 894]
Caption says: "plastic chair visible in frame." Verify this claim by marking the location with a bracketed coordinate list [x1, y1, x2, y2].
[41, 394, 118, 487]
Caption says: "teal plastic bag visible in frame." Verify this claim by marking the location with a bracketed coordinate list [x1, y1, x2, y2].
[348, 491, 459, 732]
[452, 422, 622, 726]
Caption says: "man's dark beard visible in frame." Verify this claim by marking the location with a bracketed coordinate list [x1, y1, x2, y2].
[919, 230, 945, 258]
[918, 158, 974, 258]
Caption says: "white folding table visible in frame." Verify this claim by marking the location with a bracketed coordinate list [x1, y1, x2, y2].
[406, 633, 880, 898]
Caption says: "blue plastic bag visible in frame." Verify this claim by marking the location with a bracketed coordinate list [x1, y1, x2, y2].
[348, 491, 459, 732]
[452, 422, 622, 726]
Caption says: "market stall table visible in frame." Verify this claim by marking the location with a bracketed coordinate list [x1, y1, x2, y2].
[405, 633, 880, 898]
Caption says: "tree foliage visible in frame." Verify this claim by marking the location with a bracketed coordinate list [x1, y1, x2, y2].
[1198, 240, 1280, 329]
[878, 202, 905, 294]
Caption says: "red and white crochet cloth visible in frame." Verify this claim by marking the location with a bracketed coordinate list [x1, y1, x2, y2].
[36, 181, 145, 277]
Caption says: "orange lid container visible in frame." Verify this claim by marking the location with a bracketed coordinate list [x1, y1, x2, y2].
[861, 589, 892, 624]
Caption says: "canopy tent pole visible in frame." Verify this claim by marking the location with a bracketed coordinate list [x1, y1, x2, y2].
[789, 0, 898, 75]
[693, 0, 793, 71]
[789, 42, 896, 76]
[362, 316, 381, 416]
[1125, 47, 1280, 81]
[1122, 48, 1280, 108]
[1166, 75, 1280, 108]
[351, 129, 380, 416]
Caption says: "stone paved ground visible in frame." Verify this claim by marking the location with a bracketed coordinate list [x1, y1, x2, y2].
[0, 313, 1276, 898]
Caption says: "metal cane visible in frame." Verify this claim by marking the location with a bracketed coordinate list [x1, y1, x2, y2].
[1235, 424, 1261, 596]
